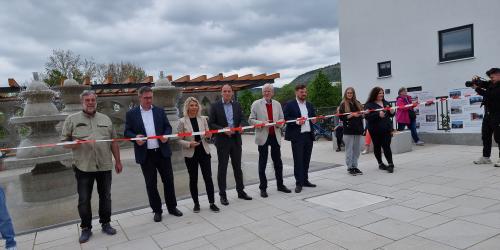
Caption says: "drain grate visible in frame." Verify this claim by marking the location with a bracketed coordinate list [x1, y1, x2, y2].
[305, 189, 390, 212]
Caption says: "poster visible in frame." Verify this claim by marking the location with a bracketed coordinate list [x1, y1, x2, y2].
[408, 91, 437, 132]
[447, 87, 483, 132]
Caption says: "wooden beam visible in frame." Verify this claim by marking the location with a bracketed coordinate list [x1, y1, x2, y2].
[8, 78, 19, 87]
[236, 74, 253, 80]
[190, 75, 207, 82]
[207, 73, 223, 82]
[265, 73, 280, 79]
[174, 75, 190, 82]
[223, 74, 238, 81]
[251, 74, 267, 80]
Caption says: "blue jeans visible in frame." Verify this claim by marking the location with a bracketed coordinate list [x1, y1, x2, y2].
[0, 187, 16, 248]
[397, 119, 420, 143]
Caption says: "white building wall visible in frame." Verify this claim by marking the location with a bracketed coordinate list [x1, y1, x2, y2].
[339, 0, 500, 102]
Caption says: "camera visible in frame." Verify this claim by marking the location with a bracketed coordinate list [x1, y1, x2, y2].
[465, 78, 490, 88]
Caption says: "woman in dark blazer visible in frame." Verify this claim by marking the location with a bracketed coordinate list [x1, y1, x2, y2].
[364, 87, 395, 173]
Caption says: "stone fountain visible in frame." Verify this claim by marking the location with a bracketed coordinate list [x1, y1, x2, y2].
[152, 71, 184, 170]
[58, 76, 90, 115]
[4, 73, 76, 202]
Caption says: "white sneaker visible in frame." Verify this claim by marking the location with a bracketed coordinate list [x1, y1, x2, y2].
[6, 247, 17, 250]
[495, 159, 500, 168]
[415, 141, 425, 146]
[361, 149, 369, 155]
[474, 157, 492, 164]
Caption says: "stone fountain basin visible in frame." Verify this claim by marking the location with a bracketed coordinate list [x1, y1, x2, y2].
[10, 114, 68, 124]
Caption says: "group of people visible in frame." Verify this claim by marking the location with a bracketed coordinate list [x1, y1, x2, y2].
[56, 83, 317, 244]
[335, 85, 425, 176]
[18, 82, 422, 245]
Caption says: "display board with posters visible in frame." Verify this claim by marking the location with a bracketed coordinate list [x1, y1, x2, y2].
[448, 87, 483, 132]
[408, 91, 438, 132]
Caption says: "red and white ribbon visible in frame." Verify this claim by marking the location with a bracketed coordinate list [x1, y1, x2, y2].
[0, 98, 447, 152]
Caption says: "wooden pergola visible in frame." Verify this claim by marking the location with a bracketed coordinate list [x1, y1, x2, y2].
[0, 72, 280, 97]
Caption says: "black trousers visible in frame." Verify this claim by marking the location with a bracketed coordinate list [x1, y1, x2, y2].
[185, 146, 215, 204]
[482, 114, 500, 158]
[291, 132, 313, 186]
[258, 135, 284, 190]
[74, 168, 112, 229]
[370, 130, 393, 165]
[140, 150, 177, 214]
[216, 137, 244, 197]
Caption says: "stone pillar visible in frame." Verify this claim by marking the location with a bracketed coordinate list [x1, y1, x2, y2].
[152, 72, 184, 171]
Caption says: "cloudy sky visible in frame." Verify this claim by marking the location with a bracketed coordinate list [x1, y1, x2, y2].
[0, 0, 339, 87]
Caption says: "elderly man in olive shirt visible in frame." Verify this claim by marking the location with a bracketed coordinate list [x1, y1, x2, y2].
[61, 90, 123, 244]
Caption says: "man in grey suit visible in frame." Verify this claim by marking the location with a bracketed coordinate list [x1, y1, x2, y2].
[249, 84, 292, 198]
[209, 84, 252, 206]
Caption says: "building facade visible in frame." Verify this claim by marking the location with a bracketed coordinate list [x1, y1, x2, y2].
[339, 0, 500, 101]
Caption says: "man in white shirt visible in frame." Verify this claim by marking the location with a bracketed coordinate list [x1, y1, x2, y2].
[283, 84, 317, 193]
[124, 86, 183, 223]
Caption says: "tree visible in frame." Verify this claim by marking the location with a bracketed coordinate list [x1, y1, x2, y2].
[99, 62, 146, 83]
[238, 89, 259, 118]
[274, 83, 296, 104]
[308, 71, 341, 108]
[43, 49, 98, 86]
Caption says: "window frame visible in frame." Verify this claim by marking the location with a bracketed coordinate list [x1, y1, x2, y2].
[377, 61, 392, 78]
[438, 24, 474, 63]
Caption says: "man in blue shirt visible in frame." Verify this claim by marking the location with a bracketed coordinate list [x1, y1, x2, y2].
[209, 84, 252, 205]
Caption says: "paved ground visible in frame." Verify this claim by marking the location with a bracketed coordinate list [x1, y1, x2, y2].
[5, 136, 500, 249]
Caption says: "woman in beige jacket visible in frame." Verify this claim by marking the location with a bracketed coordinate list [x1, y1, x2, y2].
[178, 97, 219, 213]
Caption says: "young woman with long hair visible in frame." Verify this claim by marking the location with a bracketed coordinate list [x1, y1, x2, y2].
[338, 87, 365, 175]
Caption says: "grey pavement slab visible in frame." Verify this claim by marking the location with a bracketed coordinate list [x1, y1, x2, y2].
[371, 205, 432, 222]
[417, 220, 500, 249]
[362, 218, 425, 240]
[312, 223, 393, 250]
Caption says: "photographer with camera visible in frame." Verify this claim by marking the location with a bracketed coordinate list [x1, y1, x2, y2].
[469, 68, 500, 167]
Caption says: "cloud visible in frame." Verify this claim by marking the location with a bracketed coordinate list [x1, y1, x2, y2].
[0, 0, 339, 86]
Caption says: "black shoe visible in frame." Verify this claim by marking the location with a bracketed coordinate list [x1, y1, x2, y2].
[303, 181, 317, 188]
[210, 203, 220, 213]
[153, 212, 162, 222]
[101, 223, 116, 235]
[220, 196, 229, 206]
[277, 186, 292, 193]
[348, 168, 357, 176]
[238, 192, 253, 200]
[336, 148, 341, 152]
[168, 208, 183, 217]
[193, 204, 200, 213]
[295, 185, 302, 193]
[354, 168, 363, 175]
[260, 190, 268, 198]
[379, 163, 388, 170]
[79, 228, 92, 243]
[387, 164, 394, 173]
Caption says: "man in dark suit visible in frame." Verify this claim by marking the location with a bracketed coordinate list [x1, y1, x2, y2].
[124, 86, 183, 222]
[209, 84, 252, 205]
[284, 84, 318, 193]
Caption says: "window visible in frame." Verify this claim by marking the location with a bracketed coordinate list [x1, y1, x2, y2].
[438, 24, 473, 62]
[378, 61, 391, 77]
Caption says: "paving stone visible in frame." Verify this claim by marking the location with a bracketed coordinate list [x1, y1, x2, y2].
[312, 223, 393, 250]
[274, 233, 321, 250]
[244, 218, 307, 244]
[371, 205, 432, 222]
[362, 218, 425, 240]
[151, 222, 219, 248]
[410, 214, 453, 228]
[417, 220, 499, 249]
[297, 240, 346, 250]
[201, 209, 255, 230]
[228, 238, 278, 250]
[108, 237, 160, 250]
[467, 234, 500, 250]
[204, 227, 257, 249]
[379, 235, 457, 250]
